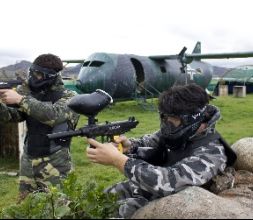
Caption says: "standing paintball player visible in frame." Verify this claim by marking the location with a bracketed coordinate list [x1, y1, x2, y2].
[0, 54, 79, 201]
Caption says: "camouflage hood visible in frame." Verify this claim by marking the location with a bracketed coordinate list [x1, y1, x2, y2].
[18, 75, 64, 95]
[204, 104, 221, 131]
[192, 104, 221, 139]
[49, 75, 65, 92]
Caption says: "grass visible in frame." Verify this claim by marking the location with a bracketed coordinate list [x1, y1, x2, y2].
[1, 95, 253, 210]
[212, 95, 253, 144]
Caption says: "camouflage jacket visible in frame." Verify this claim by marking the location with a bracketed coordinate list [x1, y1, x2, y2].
[0, 77, 79, 135]
[124, 105, 227, 199]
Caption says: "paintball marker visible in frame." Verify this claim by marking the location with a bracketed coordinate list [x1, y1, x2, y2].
[48, 89, 139, 152]
[0, 79, 23, 90]
[0, 79, 24, 107]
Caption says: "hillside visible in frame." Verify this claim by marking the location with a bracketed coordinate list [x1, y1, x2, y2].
[212, 65, 231, 77]
[0, 60, 31, 80]
[0, 61, 81, 80]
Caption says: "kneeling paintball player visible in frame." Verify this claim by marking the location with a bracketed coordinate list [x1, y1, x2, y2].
[86, 84, 236, 218]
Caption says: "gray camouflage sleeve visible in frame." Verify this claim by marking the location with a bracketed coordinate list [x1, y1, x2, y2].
[124, 140, 227, 198]
[18, 90, 79, 127]
[128, 131, 161, 153]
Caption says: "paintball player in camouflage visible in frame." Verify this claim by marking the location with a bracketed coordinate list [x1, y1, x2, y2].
[0, 54, 79, 200]
[87, 84, 236, 218]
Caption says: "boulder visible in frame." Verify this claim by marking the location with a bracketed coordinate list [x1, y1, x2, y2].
[231, 137, 253, 172]
[131, 186, 253, 219]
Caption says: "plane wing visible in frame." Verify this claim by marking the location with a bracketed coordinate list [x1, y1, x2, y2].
[62, 59, 84, 64]
[149, 51, 253, 63]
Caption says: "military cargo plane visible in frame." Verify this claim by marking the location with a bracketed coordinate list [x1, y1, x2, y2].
[63, 42, 253, 101]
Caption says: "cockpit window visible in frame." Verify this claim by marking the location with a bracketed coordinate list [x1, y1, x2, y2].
[89, 61, 105, 67]
[82, 61, 104, 67]
[82, 61, 90, 67]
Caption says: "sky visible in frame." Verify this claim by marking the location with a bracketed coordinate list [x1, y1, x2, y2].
[1, 0, 253, 68]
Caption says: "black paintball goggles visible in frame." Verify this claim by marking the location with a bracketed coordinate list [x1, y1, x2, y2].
[29, 64, 59, 80]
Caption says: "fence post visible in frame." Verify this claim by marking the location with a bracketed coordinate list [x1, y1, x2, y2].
[0, 122, 26, 159]
[233, 86, 246, 98]
[218, 84, 228, 96]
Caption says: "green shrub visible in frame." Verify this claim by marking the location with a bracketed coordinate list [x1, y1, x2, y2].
[0, 172, 119, 219]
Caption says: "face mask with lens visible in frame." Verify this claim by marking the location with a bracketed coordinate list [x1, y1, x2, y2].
[160, 106, 207, 148]
[28, 64, 59, 92]
[31, 71, 44, 80]
[160, 113, 182, 136]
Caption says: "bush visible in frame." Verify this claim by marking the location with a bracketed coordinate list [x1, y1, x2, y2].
[0, 172, 119, 219]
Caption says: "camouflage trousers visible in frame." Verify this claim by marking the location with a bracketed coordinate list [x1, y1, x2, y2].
[105, 180, 151, 218]
[19, 148, 72, 194]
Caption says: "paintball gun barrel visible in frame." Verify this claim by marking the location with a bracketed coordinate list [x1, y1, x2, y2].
[48, 117, 139, 140]
[0, 80, 23, 89]
[48, 89, 139, 150]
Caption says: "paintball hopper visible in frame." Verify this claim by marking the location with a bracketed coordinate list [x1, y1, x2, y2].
[68, 89, 113, 116]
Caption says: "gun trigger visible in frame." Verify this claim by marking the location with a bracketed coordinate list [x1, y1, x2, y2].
[113, 135, 123, 153]
[117, 143, 123, 153]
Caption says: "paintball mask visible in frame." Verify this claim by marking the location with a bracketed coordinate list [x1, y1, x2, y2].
[28, 64, 60, 92]
[160, 106, 207, 148]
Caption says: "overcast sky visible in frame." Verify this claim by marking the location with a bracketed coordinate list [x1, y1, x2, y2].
[1, 0, 253, 68]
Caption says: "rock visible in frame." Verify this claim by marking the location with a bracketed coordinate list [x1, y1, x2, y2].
[231, 138, 253, 172]
[131, 186, 253, 219]
[218, 170, 253, 202]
